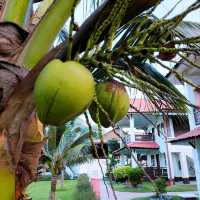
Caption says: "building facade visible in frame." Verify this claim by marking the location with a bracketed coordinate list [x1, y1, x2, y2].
[116, 98, 196, 184]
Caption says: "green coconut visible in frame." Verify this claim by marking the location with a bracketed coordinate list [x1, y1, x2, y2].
[89, 80, 129, 128]
[34, 60, 95, 125]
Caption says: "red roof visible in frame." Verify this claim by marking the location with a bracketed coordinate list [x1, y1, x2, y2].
[127, 141, 160, 149]
[170, 126, 200, 143]
[129, 99, 174, 113]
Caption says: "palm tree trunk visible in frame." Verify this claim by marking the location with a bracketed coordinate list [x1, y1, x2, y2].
[49, 176, 57, 200]
[60, 170, 64, 189]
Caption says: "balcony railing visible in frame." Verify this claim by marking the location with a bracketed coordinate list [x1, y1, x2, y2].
[135, 134, 154, 141]
[144, 167, 168, 179]
[194, 110, 200, 125]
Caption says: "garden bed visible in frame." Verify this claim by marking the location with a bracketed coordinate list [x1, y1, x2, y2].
[114, 182, 197, 193]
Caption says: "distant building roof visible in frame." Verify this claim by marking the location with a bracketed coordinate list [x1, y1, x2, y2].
[170, 126, 200, 143]
[113, 141, 160, 155]
[127, 141, 160, 149]
[94, 128, 123, 144]
[129, 98, 176, 113]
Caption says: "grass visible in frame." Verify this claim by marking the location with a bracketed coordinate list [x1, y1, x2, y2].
[26, 180, 77, 200]
[131, 196, 182, 200]
[114, 182, 197, 193]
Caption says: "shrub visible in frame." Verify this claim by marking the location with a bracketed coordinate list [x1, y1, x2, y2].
[128, 167, 144, 187]
[113, 166, 144, 186]
[172, 196, 182, 200]
[74, 174, 98, 200]
[113, 166, 133, 182]
[154, 177, 167, 196]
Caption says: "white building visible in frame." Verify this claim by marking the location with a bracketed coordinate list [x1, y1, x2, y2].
[115, 98, 196, 184]
[167, 54, 200, 198]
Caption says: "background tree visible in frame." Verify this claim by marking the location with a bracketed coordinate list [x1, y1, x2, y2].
[43, 121, 92, 200]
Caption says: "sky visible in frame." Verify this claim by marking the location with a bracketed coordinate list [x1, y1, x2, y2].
[74, 0, 200, 26]
[152, 0, 200, 75]
[154, 0, 200, 21]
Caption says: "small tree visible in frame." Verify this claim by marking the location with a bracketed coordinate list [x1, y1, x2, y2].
[113, 166, 132, 182]
[74, 174, 98, 200]
[128, 167, 144, 187]
[154, 177, 167, 197]
[43, 121, 92, 200]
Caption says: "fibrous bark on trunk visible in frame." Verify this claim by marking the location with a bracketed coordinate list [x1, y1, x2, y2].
[49, 175, 57, 200]
[60, 169, 64, 189]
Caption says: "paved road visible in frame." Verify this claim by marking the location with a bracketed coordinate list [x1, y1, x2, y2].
[100, 181, 199, 200]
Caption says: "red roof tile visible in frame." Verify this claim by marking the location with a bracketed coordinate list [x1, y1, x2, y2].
[129, 99, 175, 113]
[127, 141, 160, 149]
[170, 126, 200, 143]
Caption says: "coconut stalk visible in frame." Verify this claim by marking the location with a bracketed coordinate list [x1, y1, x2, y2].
[1, 0, 31, 27]
[0, 130, 15, 200]
[18, 0, 80, 69]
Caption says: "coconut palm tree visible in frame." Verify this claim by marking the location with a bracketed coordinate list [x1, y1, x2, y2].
[0, 0, 200, 199]
[43, 121, 92, 200]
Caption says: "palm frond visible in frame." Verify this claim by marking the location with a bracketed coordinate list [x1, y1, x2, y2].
[175, 21, 200, 47]
[57, 125, 89, 157]
[44, 126, 57, 157]
[87, 7, 200, 113]
[64, 144, 92, 166]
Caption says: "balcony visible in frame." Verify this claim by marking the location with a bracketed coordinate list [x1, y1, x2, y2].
[144, 167, 168, 179]
[135, 134, 154, 141]
[194, 109, 200, 125]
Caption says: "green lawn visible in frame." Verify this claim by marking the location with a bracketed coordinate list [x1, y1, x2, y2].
[131, 196, 182, 200]
[27, 180, 77, 200]
[114, 182, 197, 193]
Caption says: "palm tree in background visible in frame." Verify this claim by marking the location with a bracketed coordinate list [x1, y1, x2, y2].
[42, 120, 92, 200]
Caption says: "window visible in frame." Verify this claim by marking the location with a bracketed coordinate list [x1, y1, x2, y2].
[161, 123, 164, 136]
[137, 154, 141, 160]
[178, 160, 181, 170]
[151, 155, 156, 166]
[151, 127, 155, 140]
[164, 154, 167, 166]
[124, 135, 130, 144]
[138, 154, 147, 167]
[157, 125, 160, 137]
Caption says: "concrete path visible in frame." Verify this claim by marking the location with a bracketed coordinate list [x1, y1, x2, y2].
[100, 181, 199, 200]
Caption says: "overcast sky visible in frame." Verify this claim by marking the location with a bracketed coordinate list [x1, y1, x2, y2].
[154, 0, 200, 21]
[74, 0, 200, 26]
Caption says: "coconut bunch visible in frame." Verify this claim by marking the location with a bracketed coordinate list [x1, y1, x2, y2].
[34, 60, 130, 128]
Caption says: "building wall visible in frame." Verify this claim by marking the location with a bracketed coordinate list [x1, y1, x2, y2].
[160, 153, 167, 168]
[78, 159, 107, 179]
[172, 153, 182, 178]
[146, 114, 195, 180]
